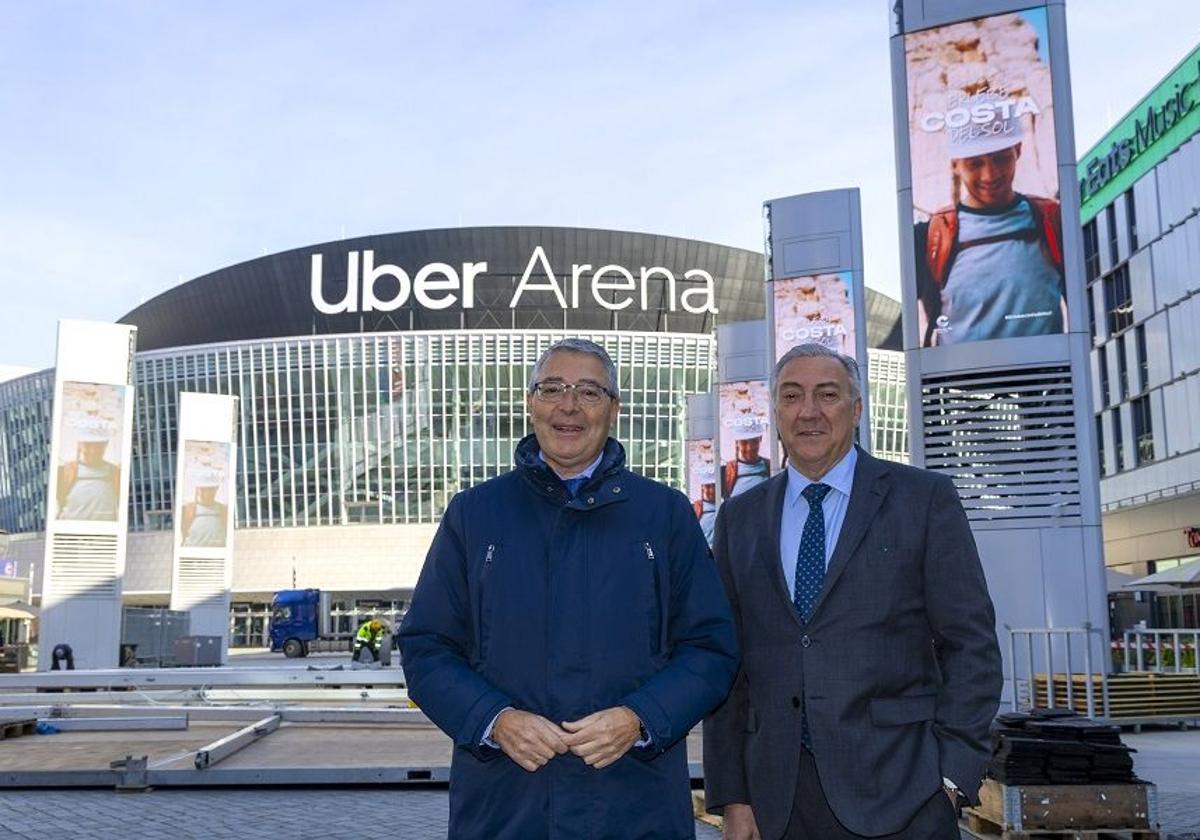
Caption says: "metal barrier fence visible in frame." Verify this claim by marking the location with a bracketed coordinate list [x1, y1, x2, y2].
[1119, 628, 1200, 673]
[1007, 624, 1109, 719]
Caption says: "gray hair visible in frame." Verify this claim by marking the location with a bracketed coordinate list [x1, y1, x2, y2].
[528, 338, 620, 398]
[772, 343, 862, 402]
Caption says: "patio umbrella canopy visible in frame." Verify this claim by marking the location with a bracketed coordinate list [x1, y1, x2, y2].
[1127, 558, 1200, 589]
[0, 601, 37, 620]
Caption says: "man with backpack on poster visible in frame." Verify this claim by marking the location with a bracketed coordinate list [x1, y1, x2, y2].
[915, 92, 1066, 347]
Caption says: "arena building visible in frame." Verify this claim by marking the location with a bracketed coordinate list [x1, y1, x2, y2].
[0, 226, 905, 644]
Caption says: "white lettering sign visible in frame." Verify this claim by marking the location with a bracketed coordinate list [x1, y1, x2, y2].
[311, 247, 719, 315]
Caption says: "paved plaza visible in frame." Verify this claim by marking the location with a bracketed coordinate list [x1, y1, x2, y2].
[0, 729, 1194, 838]
[0, 787, 719, 839]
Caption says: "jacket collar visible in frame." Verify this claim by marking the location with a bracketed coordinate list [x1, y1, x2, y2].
[515, 434, 628, 509]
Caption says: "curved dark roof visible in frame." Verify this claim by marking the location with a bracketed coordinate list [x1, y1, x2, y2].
[120, 226, 901, 352]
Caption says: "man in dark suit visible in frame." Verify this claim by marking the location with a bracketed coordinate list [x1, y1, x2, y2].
[704, 342, 1001, 839]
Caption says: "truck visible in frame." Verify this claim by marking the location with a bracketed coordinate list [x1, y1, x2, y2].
[269, 589, 353, 658]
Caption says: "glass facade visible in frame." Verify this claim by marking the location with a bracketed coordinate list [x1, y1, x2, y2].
[0, 330, 715, 534]
[0, 329, 914, 538]
[0, 371, 53, 534]
[1087, 131, 1200, 497]
[867, 349, 908, 464]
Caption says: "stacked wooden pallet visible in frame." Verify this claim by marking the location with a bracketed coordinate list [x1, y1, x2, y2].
[0, 718, 37, 740]
[963, 778, 1159, 840]
[1033, 672, 1200, 719]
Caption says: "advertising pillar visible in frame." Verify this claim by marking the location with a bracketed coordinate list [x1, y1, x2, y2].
[764, 188, 871, 446]
[890, 1, 1108, 694]
[170, 392, 239, 661]
[685, 392, 718, 545]
[715, 321, 772, 503]
[39, 320, 137, 670]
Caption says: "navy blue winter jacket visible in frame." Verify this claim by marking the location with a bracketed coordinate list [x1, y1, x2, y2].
[398, 435, 738, 839]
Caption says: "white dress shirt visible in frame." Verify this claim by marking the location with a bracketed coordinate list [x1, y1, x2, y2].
[779, 446, 858, 597]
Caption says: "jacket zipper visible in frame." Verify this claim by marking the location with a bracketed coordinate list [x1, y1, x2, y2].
[485, 544, 495, 564]
[645, 541, 665, 656]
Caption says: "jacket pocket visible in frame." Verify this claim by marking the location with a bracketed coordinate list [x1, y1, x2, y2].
[869, 694, 938, 727]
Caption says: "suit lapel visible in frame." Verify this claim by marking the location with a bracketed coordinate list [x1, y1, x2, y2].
[757, 472, 805, 630]
[810, 448, 891, 620]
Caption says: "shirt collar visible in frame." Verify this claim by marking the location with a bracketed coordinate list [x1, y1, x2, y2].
[538, 449, 604, 481]
[785, 445, 858, 509]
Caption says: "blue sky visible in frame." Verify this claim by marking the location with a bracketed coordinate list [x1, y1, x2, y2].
[1, 1, 1197, 370]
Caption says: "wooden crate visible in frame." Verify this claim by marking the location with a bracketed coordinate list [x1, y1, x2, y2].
[691, 791, 721, 829]
[962, 812, 1160, 838]
[962, 779, 1158, 839]
[0, 719, 37, 740]
[1033, 672, 1200, 719]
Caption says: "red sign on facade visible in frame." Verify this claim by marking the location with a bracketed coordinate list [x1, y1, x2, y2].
[1186, 527, 1200, 549]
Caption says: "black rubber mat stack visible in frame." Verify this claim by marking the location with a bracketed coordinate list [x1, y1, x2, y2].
[988, 709, 1137, 784]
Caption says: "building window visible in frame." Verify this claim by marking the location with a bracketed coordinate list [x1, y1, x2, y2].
[1098, 349, 1110, 407]
[1125, 189, 1139, 252]
[1106, 204, 1119, 265]
[1135, 324, 1148, 393]
[1112, 407, 1125, 472]
[1116, 336, 1129, 401]
[1083, 220, 1101, 282]
[1104, 265, 1133, 335]
[1132, 395, 1154, 466]
[1096, 413, 1106, 477]
[1088, 285, 1097, 342]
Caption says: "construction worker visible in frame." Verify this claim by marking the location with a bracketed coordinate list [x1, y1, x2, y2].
[353, 617, 389, 663]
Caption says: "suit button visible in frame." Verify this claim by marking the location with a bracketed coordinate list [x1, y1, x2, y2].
[791, 696, 800, 709]
[801, 634, 811, 648]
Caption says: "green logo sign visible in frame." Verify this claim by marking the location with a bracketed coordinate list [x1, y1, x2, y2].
[1080, 69, 1198, 204]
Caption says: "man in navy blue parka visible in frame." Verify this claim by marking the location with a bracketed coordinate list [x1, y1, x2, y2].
[398, 338, 738, 839]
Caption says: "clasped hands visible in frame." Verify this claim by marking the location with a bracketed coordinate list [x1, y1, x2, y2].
[491, 706, 642, 772]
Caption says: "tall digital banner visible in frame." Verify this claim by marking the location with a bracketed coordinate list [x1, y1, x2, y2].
[171, 392, 239, 661]
[40, 320, 137, 670]
[717, 380, 772, 499]
[904, 7, 1067, 348]
[685, 393, 717, 546]
[764, 188, 871, 447]
[891, 0, 1107, 697]
[715, 320, 772, 502]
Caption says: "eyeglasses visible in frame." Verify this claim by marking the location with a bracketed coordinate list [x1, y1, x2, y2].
[531, 381, 614, 406]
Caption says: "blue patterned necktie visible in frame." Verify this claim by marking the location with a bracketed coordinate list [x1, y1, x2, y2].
[563, 476, 587, 498]
[792, 483, 832, 622]
[794, 482, 831, 752]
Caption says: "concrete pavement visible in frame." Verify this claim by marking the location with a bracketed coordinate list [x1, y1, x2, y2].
[0, 787, 723, 839]
[0, 707, 1194, 838]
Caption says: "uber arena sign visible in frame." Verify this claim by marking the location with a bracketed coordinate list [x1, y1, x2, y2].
[310, 246, 719, 315]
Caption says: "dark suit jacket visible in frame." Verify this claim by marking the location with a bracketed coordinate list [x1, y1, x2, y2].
[703, 447, 1001, 838]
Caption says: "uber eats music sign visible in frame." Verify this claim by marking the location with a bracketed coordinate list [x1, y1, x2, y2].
[1078, 42, 1200, 223]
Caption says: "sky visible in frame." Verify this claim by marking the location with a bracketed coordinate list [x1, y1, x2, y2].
[1, 1, 1198, 371]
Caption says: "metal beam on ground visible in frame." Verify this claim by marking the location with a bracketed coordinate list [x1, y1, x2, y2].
[0, 688, 411, 705]
[193, 715, 281, 769]
[0, 704, 431, 724]
[0, 667, 406, 690]
[38, 717, 189, 732]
